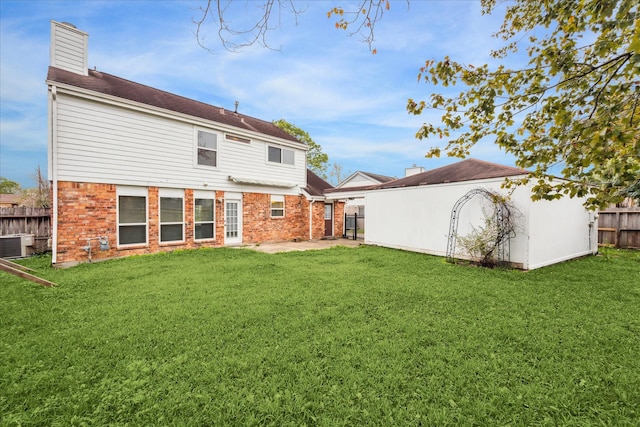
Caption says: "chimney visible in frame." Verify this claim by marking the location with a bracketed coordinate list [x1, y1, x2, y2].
[50, 20, 88, 76]
[405, 165, 425, 177]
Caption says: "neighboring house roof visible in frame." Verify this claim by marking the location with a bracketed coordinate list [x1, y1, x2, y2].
[0, 194, 21, 207]
[324, 183, 378, 195]
[305, 170, 334, 197]
[46, 66, 303, 146]
[336, 170, 395, 189]
[376, 159, 528, 190]
[358, 171, 396, 183]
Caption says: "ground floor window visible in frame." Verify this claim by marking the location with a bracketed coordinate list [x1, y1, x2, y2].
[160, 189, 184, 243]
[117, 186, 148, 246]
[194, 191, 215, 240]
[271, 195, 285, 217]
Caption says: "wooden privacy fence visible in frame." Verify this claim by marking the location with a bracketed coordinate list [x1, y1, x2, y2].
[598, 208, 640, 249]
[0, 208, 51, 254]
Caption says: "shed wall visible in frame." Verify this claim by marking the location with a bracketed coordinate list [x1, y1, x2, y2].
[524, 193, 597, 269]
[364, 178, 595, 269]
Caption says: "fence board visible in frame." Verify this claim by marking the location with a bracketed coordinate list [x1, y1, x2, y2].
[598, 208, 640, 249]
[0, 208, 51, 255]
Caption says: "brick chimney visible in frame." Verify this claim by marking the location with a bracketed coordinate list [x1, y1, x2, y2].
[50, 20, 88, 76]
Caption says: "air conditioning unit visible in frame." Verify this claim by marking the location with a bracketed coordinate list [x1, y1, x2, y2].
[0, 234, 34, 258]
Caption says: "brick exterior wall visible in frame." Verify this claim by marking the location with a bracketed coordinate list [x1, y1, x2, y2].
[54, 181, 345, 265]
[310, 201, 325, 240]
[56, 182, 117, 264]
[334, 202, 345, 238]
[242, 194, 308, 243]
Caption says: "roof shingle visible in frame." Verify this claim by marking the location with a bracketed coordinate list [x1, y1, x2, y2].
[305, 170, 334, 197]
[376, 159, 528, 190]
[47, 66, 303, 145]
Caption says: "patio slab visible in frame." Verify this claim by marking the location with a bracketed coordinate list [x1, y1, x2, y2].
[240, 238, 362, 254]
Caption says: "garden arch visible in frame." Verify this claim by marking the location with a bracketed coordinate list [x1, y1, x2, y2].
[445, 188, 514, 265]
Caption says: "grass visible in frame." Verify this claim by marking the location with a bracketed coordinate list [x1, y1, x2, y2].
[1, 245, 639, 426]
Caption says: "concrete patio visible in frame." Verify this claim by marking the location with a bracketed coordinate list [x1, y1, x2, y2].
[240, 238, 362, 254]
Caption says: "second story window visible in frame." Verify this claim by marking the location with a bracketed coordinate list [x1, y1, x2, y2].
[268, 146, 294, 165]
[197, 130, 217, 167]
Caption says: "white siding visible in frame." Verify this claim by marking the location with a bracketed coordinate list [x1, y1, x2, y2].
[365, 179, 516, 260]
[50, 21, 88, 76]
[339, 173, 379, 188]
[524, 194, 597, 270]
[364, 178, 595, 270]
[54, 94, 306, 194]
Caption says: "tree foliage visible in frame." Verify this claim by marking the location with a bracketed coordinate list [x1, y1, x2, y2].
[0, 177, 20, 194]
[195, 0, 639, 208]
[408, 0, 639, 209]
[273, 119, 329, 177]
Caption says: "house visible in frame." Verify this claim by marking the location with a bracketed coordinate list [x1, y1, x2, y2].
[46, 21, 343, 266]
[363, 159, 598, 270]
[0, 194, 21, 208]
[331, 171, 396, 216]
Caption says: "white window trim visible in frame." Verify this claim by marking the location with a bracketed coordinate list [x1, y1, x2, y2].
[270, 194, 285, 218]
[116, 186, 148, 248]
[159, 188, 185, 244]
[225, 133, 251, 144]
[194, 128, 221, 170]
[194, 190, 216, 241]
[267, 145, 295, 166]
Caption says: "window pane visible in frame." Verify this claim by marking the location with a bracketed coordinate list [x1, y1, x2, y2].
[271, 209, 284, 217]
[161, 197, 183, 223]
[268, 146, 281, 163]
[195, 223, 214, 239]
[195, 198, 214, 222]
[119, 196, 146, 223]
[161, 224, 183, 242]
[198, 148, 217, 167]
[324, 205, 332, 220]
[282, 149, 294, 165]
[198, 131, 217, 149]
[119, 224, 146, 245]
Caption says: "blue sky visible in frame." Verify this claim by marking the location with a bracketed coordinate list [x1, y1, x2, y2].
[0, 0, 518, 187]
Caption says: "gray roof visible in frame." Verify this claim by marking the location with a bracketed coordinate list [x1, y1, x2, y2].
[376, 159, 528, 189]
[305, 170, 334, 197]
[357, 171, 396, 183]
[325, 159, 528, 194]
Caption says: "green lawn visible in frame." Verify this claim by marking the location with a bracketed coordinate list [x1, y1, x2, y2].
[1, 246, 639, 426]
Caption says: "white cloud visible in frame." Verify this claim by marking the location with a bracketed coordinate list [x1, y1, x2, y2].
[0, 0, 530, 185]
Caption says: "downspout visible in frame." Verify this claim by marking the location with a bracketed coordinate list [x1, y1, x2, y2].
[49, 85, 59, 265]
[309, 200, 315, 240]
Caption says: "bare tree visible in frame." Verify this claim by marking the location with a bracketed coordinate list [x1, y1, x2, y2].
[21, 166, 51, 208]
[194, 0, 404, 53]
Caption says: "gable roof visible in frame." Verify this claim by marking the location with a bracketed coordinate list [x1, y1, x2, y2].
[358, 171, 396, 183]
[305, 170, 334, 197]
[376, 159, 528, 190]
[336, 170, 395, 188]
[46, 66, 303, 146]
